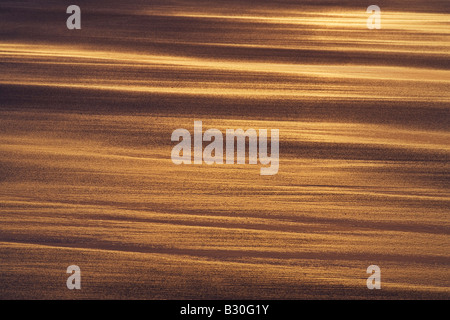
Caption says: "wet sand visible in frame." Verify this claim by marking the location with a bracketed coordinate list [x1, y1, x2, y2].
[0, 0, 449, 299]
